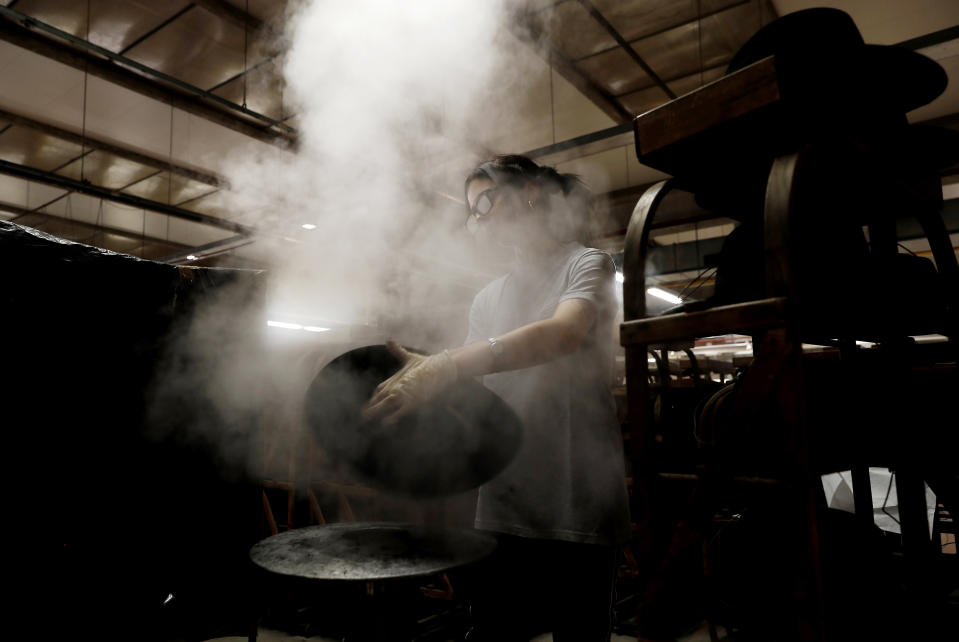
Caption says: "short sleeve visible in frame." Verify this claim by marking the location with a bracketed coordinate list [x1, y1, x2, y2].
[559, 249, 616, 308]
[465, 287, 490, 345]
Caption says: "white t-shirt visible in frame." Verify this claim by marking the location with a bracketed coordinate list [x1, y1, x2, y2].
[466, 242, 631, 546]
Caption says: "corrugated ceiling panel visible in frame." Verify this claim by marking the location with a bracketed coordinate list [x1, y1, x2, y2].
[0, 174, 29, 207]
[210, 60, 286, 121]
[0, 126, 84, 171]
[84, 75, 173, 159]
[179, 189, 233, 219]
[551, 67, 617, 141]
[617, 65, 725, 117]
[10, 0, 194, 53]
[0, 41, 85, 132]
[517, 0, 566, 13]
[629, 20, 727, 89]
[591, 0, 746, 44]
[119, 172, 218, 207]
[166, 217, 235, 246]
[100, 200, 147, 235]
[60, 193, 103, 225]
[55, 150, 158, 189]
[144, 211, 169, 239]
[224, 0, 291, 23]
[555, 145, 630, 194]
[123, 4, 246, 90]
[575, 47, 651, 97]
[541, 1, 617, 60]
[172, 109, 286, 173]
[25, 182, 67, 210]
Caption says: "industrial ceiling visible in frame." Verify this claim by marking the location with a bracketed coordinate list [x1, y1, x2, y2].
[0, 0, 957, 275]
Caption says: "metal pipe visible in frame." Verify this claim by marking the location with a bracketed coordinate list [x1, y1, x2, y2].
[0, 158, 253, 235]
[0, 107, 226, 187]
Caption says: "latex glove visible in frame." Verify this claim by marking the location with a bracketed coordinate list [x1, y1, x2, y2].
[361, 341, 458, 424]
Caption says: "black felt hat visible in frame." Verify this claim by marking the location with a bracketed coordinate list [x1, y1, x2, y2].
[723, 8, 959, 171]
[726, 8, 947, 114]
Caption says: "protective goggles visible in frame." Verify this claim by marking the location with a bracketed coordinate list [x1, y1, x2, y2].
[465, 188, 499, 234]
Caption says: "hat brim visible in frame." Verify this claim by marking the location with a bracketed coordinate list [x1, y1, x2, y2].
[858, 45, 948, 113]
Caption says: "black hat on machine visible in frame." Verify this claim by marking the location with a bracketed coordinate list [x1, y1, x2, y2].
[725, 7, 959, 171]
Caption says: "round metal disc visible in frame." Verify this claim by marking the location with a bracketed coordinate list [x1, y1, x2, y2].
[304, 344, 523, 497]
[249, 522, 497, 581]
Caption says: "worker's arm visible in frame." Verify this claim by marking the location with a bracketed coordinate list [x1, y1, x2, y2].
[448, 297, 596, 378]
[363, 298, 596, 423]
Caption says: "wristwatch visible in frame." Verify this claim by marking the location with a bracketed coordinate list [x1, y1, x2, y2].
[487, 337, 504, 361]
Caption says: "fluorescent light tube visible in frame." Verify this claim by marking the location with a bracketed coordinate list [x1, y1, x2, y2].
[647, 287, 682, 304]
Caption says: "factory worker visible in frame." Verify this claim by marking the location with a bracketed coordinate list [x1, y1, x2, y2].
[365, 154, 630, 641]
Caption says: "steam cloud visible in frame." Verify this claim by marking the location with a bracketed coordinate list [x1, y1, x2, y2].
[222, 0, 540, 344]
[150, 0, 559, 513]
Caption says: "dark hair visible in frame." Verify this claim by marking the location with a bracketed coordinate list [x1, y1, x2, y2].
[464, 154, 592, 242]
[465, 154, 585, 200]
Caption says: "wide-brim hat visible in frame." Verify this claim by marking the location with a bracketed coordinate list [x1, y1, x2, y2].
[726, 8, 947, 114]
[723, 8, 959, 171]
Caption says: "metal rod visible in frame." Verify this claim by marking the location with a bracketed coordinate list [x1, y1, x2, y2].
[0, 158, 253, 235]
[525, 122, 632, 158]
[895, 24, 959, 51]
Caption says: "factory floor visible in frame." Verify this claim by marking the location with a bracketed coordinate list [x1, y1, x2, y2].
[207, 626, 718, 641]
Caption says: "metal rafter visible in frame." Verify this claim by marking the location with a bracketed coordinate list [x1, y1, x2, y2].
[576, 0, 676, 100]
[118, 3, 197, 56]
[0, 158, 253, 235]
[510, 11, 633, 124]
[0, 107, 226, 187]
[193, 0, 264, 33]
[570, 0, 752, 63]
[0, 7, 295, 146]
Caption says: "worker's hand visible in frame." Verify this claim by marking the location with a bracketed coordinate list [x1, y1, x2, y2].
[361, 341, 458, 424]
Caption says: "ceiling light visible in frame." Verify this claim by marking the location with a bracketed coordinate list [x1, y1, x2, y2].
[647, 287, 682, 305]
[186, 254, 197, 260]
[303, 325, 330, 333]
[267, 320, 302, 330]
[301, 223, 317, 230]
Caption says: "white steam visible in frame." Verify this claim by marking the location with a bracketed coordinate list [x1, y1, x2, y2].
[220, 0, 532, 346]
[151, 1, 559, 502]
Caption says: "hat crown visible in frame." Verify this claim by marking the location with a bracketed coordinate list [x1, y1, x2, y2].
[724, 7, 946, 114]
[727, 8, 864, 74]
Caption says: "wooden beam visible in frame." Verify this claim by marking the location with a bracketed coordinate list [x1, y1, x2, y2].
[620, 297, 787, 346]
[634, 56, 780, 160]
